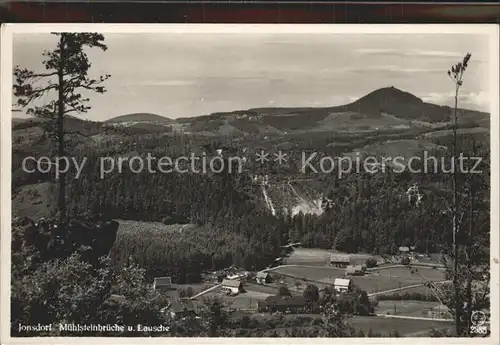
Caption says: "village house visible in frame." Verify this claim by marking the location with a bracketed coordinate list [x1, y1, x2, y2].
[107, 294, 126, 304]
[259, 295, 307, 313]
[210, 271, 227, 282]
[164, 289, 181, 302]
[153, 276, 175, 292]
[256, 271, 271, 285]
[334, 278, 352, 293]
[330, 254, 351, 268]
[398, 246, 410, 254]
[221, 279, 244, 295]
[345, 265, 366, 276]
[164, 298, 196, 319]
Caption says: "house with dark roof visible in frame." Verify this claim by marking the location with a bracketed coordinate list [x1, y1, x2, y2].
[256, 272, 271, 285]
[153, 276, 174, 291]
[261, 295, 307, 313]
[345, 265, 366, 276]
[330, 254, 351, 268]
[221, 279, 244, 295]
[165, 298, 196, 319]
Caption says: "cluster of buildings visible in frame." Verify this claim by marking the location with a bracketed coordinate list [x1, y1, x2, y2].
[103, 276, 199, 320]
[152, 276, 205, 320]
[390, 246, 420, 264]
[330, 254, 368, 276]
[204, 266, 251, 284]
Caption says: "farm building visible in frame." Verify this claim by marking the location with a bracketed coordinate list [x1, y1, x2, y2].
[211, 271, 227, 282]
[330, 254, 351, 268]
[153, 276, 174, 291]
[334, 278, 352, 293]
[221, 279, 244, 295]
[164, 289, 181, 302]
[164, 298, 196, 319]
[345, 265, 366, 276]
[260, 295, 307, 313]
[256, 272, 271, 285]
[399, 246, 410, 254]
[107, 294, 126, 303]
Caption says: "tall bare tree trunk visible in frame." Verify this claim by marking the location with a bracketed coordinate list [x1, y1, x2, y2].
[452, 85, 461, 336]
[57, 34, 66, 224]
[465, 141, 477, 336]
[465, 184, 474, 336]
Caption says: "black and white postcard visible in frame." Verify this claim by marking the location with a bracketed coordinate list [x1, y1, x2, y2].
[1, 24, 498, 343]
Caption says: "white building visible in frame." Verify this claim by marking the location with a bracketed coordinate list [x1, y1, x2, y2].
[153, 276, 173, 291]
[221, 279, 244, 295]
[256, 272, 270, 285]
[333, 278, 351, 293]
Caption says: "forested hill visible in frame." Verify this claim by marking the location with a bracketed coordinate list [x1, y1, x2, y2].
[101, 87, 489, 135]
[105, 113, 173, 123]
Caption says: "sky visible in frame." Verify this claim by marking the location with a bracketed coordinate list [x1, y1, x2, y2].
[12, 32, 491, 121]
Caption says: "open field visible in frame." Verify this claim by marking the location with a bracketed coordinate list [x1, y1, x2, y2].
[373, 266, 446, 282]
[358, 139, 447, 158]
[421, 127, 489, 139]
[375, 300, 442, 317]
[269, 265, 345, 282]
[347, 315, 453, 336]
[228, 312, 453, 337]
[268, 264, 447, 294]
[283, 248, 382, 266]
[396, 283, 449, 296]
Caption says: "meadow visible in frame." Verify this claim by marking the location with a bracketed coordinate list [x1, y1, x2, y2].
[283, 248, 383, 266]
[268, 264, 446, 295]
[347, 315, 453, 336]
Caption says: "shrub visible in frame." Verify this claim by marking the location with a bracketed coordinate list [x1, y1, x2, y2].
[365, 258, 378, 268]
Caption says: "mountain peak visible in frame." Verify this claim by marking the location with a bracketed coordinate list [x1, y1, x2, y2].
[357, 86, 423, 105]
[105, 113, 172, 124]
[344, 86, 426, 119]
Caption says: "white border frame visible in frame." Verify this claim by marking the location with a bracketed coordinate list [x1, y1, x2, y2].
[1, 23, 499, 345]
